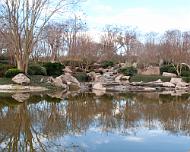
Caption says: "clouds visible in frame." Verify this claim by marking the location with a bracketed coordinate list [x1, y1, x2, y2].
[83, 0, 190, 33]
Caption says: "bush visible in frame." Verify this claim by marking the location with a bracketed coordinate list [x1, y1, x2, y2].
[160, 64, 176, 74]
[28, 64, 47, 76]
[5, 68, 22, 78]
[74, 72, 91, 82]
[43, 62, 65, 76]
[182, 77, 190, 83]
[181, 71, 190, 77]
[101, 60, 114, 68]
[0, 64, 14, 77]
[119, 67, 137, 76]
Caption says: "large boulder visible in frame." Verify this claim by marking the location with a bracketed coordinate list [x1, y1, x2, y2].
[170, 78, 183, 85]
[48, 77, 68, 89]
[59, 73, 80, 88]
[12, 74, 30, 85]
[170, 78, 189, 89]
[162, 72, 177, 77]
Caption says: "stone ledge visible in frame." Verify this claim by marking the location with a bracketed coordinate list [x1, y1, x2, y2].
[0, 84, 48, 93]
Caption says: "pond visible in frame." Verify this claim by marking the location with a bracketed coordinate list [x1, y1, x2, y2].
[0, 91, 190, 152]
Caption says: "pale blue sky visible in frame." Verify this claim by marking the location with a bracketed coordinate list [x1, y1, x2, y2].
[80, 0, 190, 34]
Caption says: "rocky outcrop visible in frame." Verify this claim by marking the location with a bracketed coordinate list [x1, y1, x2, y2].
[48, 73, 80, 89]
[170, 78, 183, 85]
[12, 74, 30, 85]
[169, 78, 189, 90]
[48, 77, 68, 89]
[59, 73, 80, 88]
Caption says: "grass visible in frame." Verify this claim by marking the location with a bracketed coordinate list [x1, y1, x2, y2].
[0, 78, 12, 85]
[130, 75, 171, 83]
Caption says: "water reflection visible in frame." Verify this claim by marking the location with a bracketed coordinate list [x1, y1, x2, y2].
[0, 91, 190, 151]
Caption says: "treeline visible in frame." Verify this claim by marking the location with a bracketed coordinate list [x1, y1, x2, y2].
[0, 0, 190, 74]
[1, 23, 190, 68]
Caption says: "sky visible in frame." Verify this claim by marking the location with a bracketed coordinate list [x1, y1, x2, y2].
[80, 0, 190, 35]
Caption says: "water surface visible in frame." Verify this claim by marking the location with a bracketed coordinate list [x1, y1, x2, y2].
[0, 91, 190, 152]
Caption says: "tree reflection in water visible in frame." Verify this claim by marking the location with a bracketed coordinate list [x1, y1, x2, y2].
[0, 92, 190, 151]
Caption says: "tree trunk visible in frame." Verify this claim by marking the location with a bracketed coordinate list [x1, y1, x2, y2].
[17, 59, 24, 72]
[16, 57, 29, 74]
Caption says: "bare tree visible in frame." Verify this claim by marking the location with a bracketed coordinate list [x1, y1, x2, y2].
[0, 0, 79, 73]
[63, 14, 87, 58]
[44, 22, 64, 62]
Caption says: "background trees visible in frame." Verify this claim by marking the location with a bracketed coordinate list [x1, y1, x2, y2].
[0, 0, 190, 74]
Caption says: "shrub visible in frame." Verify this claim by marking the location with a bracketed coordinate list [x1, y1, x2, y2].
[181, 71, 190, 77]
[101, 60, 114, 68]
[182, 77, 190, 83]
[43, 62, 65, 76]
[0, 64, 14, 77]
[74, 72, 91, 82]
[28, 64, 47, 76]
[160, 64, 176, 74]
[5, 68, 22, 78]
[119, 67, 137, 76]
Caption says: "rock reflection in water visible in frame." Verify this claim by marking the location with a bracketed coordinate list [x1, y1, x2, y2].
[0, 91, 190, 151]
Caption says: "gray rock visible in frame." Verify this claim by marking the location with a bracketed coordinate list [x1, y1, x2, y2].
[49, 77, 68, 89]
[170, 78, 183, 85]
[162, 72, 177, 77]
[162, 82, 176, 87]
[12, 74, 30, 85]
[59, 73, 80, 88]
